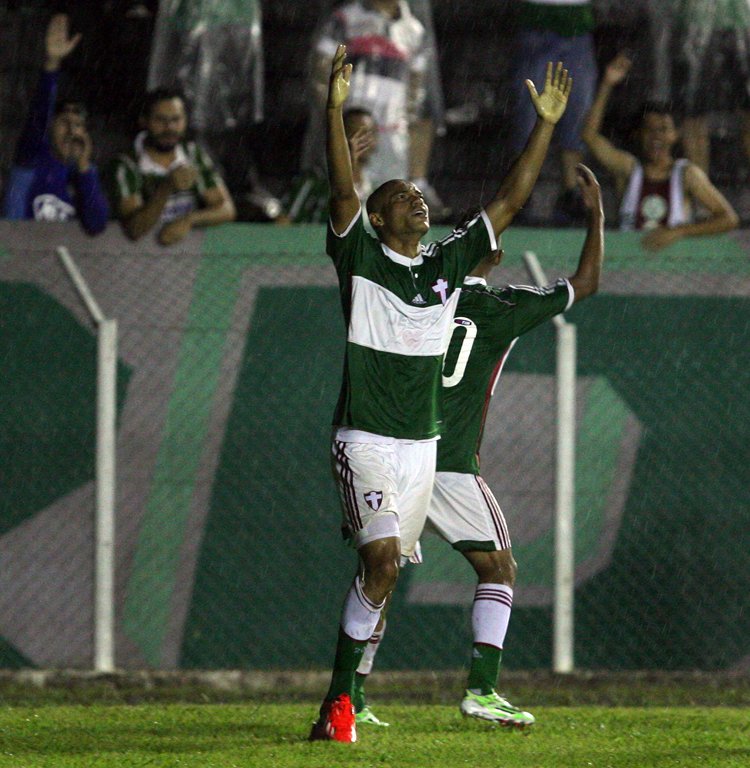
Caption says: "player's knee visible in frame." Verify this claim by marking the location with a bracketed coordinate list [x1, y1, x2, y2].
[362, 557, 400, 602]
[474, 549, 516, 586]
[501, 551, 518, 586]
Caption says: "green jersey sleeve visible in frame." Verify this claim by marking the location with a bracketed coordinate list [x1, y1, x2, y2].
[188, 142, 221, 193]
[109, 154, 142, 206]
[425, 210, 497, 288]
[326, 207, 369, 275]
[487, 279, 573, 340]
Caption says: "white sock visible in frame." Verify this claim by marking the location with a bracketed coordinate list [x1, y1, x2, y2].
[472, 583, 513, 648]
[356, 619, 387, 675]
[341, 575, 384, 641]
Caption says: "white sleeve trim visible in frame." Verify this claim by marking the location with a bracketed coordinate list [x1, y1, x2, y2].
[563, 278, 575, 311]
[329, 205, 362, 238]
[480, 209, 498, 252]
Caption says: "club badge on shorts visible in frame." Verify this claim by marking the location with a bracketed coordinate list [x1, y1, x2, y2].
[364, 490, 383, 511]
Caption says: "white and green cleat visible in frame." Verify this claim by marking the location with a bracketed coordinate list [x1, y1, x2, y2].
[460, 690, 535, 728]
[355, 705, 390, 727]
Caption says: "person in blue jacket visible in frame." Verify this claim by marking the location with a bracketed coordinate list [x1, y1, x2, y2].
[4, 14, 109, 235]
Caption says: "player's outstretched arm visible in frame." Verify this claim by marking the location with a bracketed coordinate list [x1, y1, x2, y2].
[568, 164, 604, 302]
[484, 62, 572, 236]
[326, 44, 360, 234]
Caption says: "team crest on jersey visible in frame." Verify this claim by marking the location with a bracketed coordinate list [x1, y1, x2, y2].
[364, 490, 383, 511]
[431, 277, 449, 304]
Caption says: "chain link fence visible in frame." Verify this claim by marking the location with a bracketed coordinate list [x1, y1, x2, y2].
[1, 221, 749, 673]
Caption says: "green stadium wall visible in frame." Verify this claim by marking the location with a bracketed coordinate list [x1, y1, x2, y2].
[1, 222, 748, 672]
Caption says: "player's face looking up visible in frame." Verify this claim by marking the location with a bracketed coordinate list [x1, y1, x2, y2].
[639, 112, 678, 162]
[144, 97, 187, 152]
[367, 180, 430, 238]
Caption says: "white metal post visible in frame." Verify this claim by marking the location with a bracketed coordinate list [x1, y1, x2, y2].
[554, 322, 576, 673]
[522, 251, 576, 673]
[95, 319, 117, 672]
[57, 247, 117, 672]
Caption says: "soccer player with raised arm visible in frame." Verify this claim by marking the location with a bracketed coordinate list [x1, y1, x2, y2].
[310, 44, 572, 743]
[353, 164, 604, 729]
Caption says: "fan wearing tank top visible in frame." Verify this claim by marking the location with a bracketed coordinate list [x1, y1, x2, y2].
[582, 53, 738, 250]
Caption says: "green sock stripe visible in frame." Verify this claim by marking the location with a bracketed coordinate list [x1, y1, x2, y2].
[467, 644, 502, 695]
[326, 629, 367, 701]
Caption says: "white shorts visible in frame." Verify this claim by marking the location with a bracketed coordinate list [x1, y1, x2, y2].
[331, 437, 436, 559]
[426, 471, 512, 552]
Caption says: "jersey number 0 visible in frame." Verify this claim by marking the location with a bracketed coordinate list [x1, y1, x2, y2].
[442, 317, 477, 388]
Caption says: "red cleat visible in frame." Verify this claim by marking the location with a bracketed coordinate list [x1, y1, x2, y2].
[309, 693, 357, 742]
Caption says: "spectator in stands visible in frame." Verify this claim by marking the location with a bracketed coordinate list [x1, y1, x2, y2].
[508, 0, 597, 226]
[582, 53, 738, 250]
[146, 0, 282, 222]
[406, 0, 451, 222]
[672, 0, 750, 177]
[3, 14, 109, 235]
[110, 88, 236, 246]
[282, 107, 377, 223]
[302, 0, 451, 222]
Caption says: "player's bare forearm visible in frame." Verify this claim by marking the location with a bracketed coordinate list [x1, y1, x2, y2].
[569, 165, 604, 302]
[327, 106, 360, 226]
[484, 63, 572, 234]
[327, 107, 356, 199]
[326, 45, 360, 231]
[570, 209, 604, 301]
[484, 118, 554, 234]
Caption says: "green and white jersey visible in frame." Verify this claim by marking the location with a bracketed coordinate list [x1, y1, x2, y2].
[328, 209, 496, 440]
[438, 275, 574, 474]
[111, 132, 221, 225]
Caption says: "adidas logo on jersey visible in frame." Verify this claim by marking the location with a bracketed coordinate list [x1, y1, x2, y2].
[411, 293, 426, 305]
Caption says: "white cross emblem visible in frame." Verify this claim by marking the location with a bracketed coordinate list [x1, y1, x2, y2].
[364, 490, 383, 511]
[431, 278, 449, 305]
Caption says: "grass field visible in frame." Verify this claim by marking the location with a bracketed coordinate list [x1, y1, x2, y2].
[1, 702, 749, 768]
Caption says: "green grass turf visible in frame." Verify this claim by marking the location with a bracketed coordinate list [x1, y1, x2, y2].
[0, 704, 748, 768]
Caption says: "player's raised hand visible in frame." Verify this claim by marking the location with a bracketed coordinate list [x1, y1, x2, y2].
[45, 14, 82, 71]
[576, 163, 603, 216]
[604, 53, 632, 88]
[525, 61, 572, 125]
[327, 44, 353, 110]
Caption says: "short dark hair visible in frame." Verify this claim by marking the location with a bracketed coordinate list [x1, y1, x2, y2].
[54, 99, 87, 119]
[366, 180, 399, 217]
[640, 100, 676, 122]
[141, 87, 186, 119]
